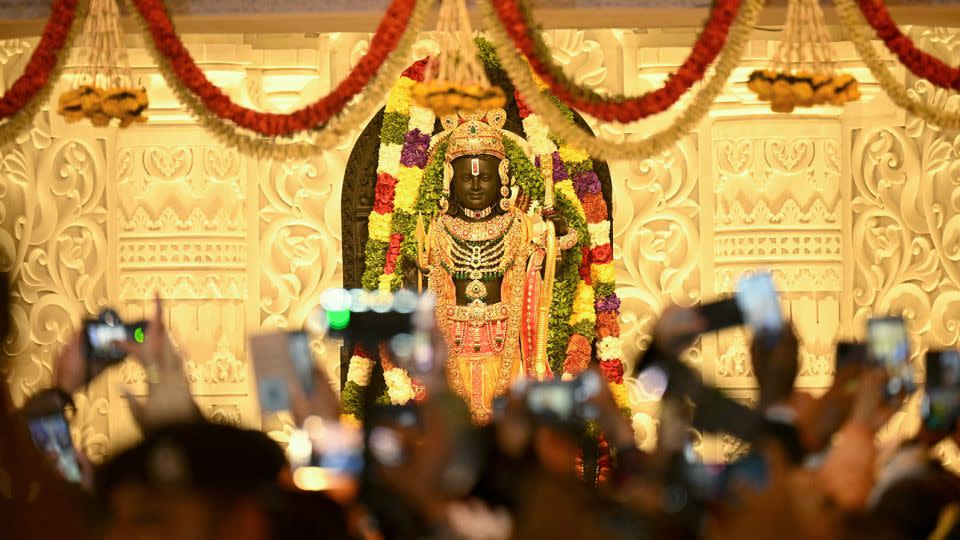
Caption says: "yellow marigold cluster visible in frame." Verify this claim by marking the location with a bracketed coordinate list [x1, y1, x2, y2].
[411, 81, 506, 116]
[57, 86, 148, 127]
[747, 70, 860, 113]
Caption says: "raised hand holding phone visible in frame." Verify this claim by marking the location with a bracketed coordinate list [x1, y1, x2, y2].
[866, 316, 914, 400]
[121, 295, 199, 430]
[684, 271, 783, 345]
[922, 349, 960, 433]
[21, 390, 85, 485]
[654, 306, 707, 357]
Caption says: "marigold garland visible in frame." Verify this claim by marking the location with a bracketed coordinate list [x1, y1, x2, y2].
[835, 0, 960, 130]
[480, 0, 766, 161]
[0, 0, 86, 147]
[0, 0, 80, 120]
[514, 85, 625, 386]
[129, 0, 419, 137]
[746, 70, 860, 112]
[854, 0, 960, 91]
[490, 0, 742, 123]
[125, 0, 434, 159]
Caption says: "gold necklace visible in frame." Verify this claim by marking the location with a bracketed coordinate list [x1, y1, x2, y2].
[441, 212, 513, 242]
[440, 221, 513, 303]
[461, 205, 493, 219]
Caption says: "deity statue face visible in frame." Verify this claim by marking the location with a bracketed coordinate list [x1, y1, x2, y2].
[450, 154, 502, 213]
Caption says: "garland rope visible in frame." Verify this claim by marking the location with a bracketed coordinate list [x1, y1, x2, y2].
[0, 0, 87, 146]
[853, 0, 960, 91]
[0, 0, 80, 119]
[129, 0, 419, 137]
[479, 0, 767, 161]
[490, 0, 742, 123]
[834, 0, 960, 130]
[125, 0, 435, 159]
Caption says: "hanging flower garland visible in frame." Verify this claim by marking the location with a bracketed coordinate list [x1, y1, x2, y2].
[480, 0, 767, 161]
[490, 0, 742, 123]
[513, 88, 624, 386]
[125, 0, 434, 159]
[853, 0, 960, 91]
[0, 0, 80, 120]
[341, 349, 374, 423]
[835, 0, 960, 130]
[746, 0, 859, 112]
[412, 0, 506, 115]
[0, 0, 87, 147]
[130, 0, 418, 137]
[58, 0, 148, 127]
[361, 59, 437, 292]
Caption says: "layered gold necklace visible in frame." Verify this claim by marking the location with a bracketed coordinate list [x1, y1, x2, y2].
[438, 211, 521, 303]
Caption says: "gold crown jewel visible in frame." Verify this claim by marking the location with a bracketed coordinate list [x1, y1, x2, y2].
[443, 109, 507, 163]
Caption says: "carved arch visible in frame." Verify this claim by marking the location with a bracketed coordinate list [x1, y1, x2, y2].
[341, 107, 613, 290]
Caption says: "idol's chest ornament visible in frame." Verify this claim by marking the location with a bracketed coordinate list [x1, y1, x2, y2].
[437, 211, 521, 305]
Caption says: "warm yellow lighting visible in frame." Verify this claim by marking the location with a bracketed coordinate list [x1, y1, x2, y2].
[293, 467, 351, 492]
[4, 25, 958, 471]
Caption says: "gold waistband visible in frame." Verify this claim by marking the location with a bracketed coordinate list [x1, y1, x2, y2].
[446, 302, 509, 322]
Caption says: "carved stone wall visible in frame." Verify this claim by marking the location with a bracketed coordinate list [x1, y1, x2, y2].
[1, 27, 958, 464]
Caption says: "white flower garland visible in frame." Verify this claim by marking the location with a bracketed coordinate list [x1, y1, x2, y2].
[0, 0, 88, 147]
[125, 0, 435, 160]
[834, 0, 960, 130]
[479, 0, 766, 162]
[597, 336, 623, 362]
[346, 355, 374, 386]
[384, 367, 416, 405]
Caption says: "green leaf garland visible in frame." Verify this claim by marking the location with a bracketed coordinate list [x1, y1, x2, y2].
[361, 238, 390, 290]
[381, 111, 410, 146]
[341, 380, 365, 419]
[546, 188, 589, 374]
[504, 136, 545, 202]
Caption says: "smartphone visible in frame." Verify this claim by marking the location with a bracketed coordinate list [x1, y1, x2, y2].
[308, 422, 364, 476]
[835, 341, 868, 372]
[250, 331, 315, 414]
[696, 272, 782, 338]
[366, 404, 418, 468]
[83, 319, 148, 382]
[867, 316, 914, 398]
[288, 331, 314, 396]
[314, 288, 414, 343]
[525, 370, 603, 426]
[922, 350, 960, 431]
[22, 395, 83, 484]
[685, 452, 767, 504]
[718, 453, 769, 494]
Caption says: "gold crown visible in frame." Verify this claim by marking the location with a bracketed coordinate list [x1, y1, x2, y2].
[442, 109, 507, 163]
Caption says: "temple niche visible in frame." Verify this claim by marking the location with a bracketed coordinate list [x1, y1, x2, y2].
[1, 21, 959, 468]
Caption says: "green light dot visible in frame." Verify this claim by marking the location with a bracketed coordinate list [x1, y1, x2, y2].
[134, 327, 145, 343]
[326, 310, 350, 331]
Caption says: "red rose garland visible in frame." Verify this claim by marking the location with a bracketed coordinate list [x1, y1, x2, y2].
[130, 0, 417, 137]
[491, 0, 741, 123]
[855, 0, 960, 90]
[0, 0, 78, 119]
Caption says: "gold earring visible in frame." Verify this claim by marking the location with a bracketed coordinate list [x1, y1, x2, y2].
[441, 162, 453, 213]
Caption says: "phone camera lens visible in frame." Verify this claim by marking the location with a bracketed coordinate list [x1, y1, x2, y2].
[99, 309, 121, 326]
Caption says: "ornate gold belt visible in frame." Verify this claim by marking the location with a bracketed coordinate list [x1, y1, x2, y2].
[446, 302, 509, 323]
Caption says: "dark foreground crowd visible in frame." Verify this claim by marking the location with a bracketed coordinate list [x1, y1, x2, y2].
[2, 269, 960, 540]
